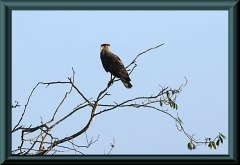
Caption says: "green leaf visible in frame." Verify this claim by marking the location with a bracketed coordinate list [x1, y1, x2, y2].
[160, 100, 163, 106]
[219, 136, 223, 144]
[212, 142, 217, 149]
[220, 133, 226, 139]
[169, 101, 172, 107]
[172, 102, 176, 109]
[175, 103, 178, 110]
[192, 144, 196, 150]
[208, 142, 212, 149]
[166, 91, 170, 98]
[216, 140, 220, 146]
[187, 142, 193, 150]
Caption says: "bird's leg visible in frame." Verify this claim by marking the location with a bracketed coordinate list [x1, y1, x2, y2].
[108, 74, 113, 87]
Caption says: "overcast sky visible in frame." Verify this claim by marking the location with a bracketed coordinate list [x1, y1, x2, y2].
[12, 10, 228, 155]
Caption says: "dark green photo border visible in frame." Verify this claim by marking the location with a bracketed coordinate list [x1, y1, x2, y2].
[0, 0, 239, 164]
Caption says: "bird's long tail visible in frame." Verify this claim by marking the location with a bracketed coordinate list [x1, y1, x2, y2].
[121, 79, 132, 89]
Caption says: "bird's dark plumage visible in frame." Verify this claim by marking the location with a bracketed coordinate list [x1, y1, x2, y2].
[100, 44, 132, 89]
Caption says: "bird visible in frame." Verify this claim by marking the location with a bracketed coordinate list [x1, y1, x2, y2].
[100, 43, 133, 89]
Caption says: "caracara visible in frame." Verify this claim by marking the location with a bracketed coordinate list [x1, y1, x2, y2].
[100, 44, 132, 89]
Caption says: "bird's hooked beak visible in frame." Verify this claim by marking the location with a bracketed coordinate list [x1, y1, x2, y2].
[100, 45, 104, 50]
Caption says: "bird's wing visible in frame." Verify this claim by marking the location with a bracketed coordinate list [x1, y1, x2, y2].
[109, 53, 130, 79]
[112, 53, 125, 67]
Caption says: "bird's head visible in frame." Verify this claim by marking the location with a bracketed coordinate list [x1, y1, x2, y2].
[100, 43, 110, 51]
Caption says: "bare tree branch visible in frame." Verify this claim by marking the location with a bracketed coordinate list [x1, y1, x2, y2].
[12, 44, 226, 155]
[126, 43, 164, 69]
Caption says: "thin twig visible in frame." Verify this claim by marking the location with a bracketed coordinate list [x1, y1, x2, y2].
[126, 43, 164, 69]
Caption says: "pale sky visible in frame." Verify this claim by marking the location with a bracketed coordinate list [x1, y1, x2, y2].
[12, 10, 228, 155]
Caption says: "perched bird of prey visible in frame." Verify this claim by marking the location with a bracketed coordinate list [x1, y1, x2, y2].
[100, 44, 133, 89]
